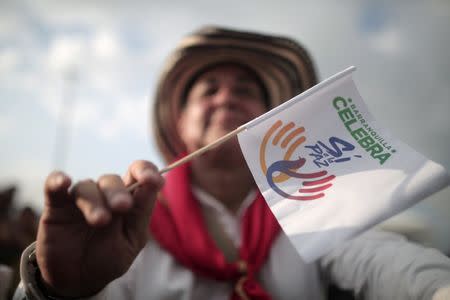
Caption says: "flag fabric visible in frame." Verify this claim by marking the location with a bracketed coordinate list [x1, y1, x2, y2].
[237, 66, 450, 262]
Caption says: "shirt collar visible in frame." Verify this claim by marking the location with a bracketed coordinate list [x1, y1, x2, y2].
[192, 185, 257, 219]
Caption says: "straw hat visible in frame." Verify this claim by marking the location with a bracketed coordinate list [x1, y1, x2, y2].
[153, 26, 318, 162]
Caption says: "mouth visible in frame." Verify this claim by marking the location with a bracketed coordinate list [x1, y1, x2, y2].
[210, 110, 246, 128]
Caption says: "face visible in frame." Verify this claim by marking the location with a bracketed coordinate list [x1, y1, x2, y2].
[177, 64, 268, 152]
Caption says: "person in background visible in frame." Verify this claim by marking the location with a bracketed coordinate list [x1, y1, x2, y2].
[1, 186, 39, 299]
[14, 26, 450, 300]
[0, 265, 14, 300]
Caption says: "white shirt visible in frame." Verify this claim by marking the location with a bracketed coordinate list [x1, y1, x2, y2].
[87, 188, 450, 300]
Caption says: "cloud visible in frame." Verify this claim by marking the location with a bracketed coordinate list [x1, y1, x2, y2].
[366, 28, 403, 55]
[0, 47, 21, 73]
[47, 35, 88, 73]
[431, 0, 450, 17]
[34, 86, 149, 143]
[17, 26, 150, 142]
[72, 97, 148, 141]
[91, 30, 123, 61]
[0, 114, 16, 136]
[96, 98, 147, 140]
[0, 6, 26, 39]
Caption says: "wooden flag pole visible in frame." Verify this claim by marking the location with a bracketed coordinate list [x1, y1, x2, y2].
[127, 125, 246, 192]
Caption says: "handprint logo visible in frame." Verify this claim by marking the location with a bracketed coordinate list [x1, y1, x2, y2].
[259, 120, 335, 201]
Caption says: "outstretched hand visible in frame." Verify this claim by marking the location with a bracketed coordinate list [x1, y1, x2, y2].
[36, 160, 164, 298]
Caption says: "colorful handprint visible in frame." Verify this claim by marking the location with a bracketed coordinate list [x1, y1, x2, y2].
[260, 120, 335, 201]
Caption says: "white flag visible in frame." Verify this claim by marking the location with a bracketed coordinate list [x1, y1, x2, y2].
[237, 66, 450, 262]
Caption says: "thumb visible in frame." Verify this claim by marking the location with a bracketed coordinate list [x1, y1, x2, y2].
[123, 161, 164, 238]
[127, 178, 164, 243]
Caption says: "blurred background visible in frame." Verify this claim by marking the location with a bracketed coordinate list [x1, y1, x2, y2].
[0, 0, 449, 296]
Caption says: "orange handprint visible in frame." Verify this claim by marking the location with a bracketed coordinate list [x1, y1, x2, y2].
[259, 120, 306, 183]
[260, 120, 335, 201]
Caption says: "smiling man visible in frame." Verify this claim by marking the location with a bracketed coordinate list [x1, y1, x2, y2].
[14, 26, 450, 300]
[177, 64, 268, 213]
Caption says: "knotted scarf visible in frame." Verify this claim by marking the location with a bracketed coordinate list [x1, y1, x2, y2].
[150, 161, 281, 300]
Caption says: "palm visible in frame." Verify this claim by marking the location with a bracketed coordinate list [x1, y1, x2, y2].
[37, 201, 144, 297]
[36, 166, 159, 298]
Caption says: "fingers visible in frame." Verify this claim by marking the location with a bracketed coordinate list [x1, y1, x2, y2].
[125, 160, 164, 214]
[71, 179, 111, 226]
[72, 174, 136, 226]
[44, 161, 164, 229]
[123, 160, 164, 189]
[72, 161, 164, 225]
[44, 171, 72, 208]
[122, 161, 165, 234]
[97, 175, 132, 212]
[126, 161, 164, 212]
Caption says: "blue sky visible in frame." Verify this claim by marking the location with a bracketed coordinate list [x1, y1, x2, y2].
[1, 0, 449, 251]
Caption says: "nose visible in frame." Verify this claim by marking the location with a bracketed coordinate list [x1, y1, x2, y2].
[212, 86, 238, 107]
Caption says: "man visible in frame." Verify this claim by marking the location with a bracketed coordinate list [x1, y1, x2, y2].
[15, 26, 450, 299]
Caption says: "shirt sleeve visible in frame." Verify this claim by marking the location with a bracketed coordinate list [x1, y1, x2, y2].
[13, 242, 109, 300]
[320, 230, 450, 300]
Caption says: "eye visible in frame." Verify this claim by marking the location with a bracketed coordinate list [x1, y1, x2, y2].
[202, 85, 218, 97]
[233, 85, 260, 98]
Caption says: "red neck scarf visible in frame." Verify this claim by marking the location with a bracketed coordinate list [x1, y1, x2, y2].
[150, 161, 281, 300]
